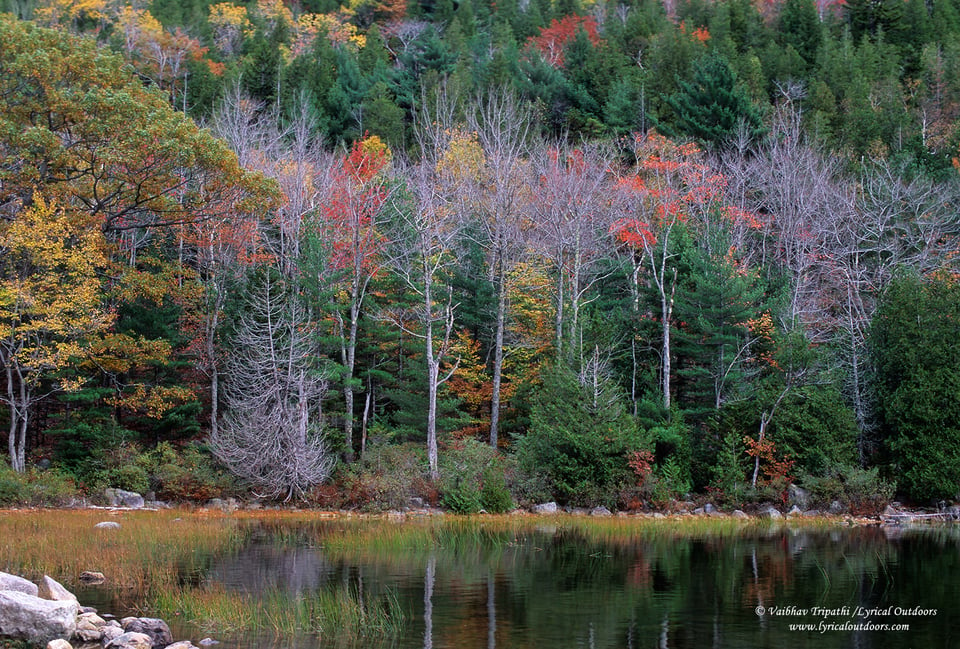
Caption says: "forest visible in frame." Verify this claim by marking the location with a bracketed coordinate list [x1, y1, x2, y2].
[0, 0, 959, 512]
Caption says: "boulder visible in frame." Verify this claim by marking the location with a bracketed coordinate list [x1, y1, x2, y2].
[787, 505, 803, 517]
[73, 612, 106, 642]
[46, 640, 73, 649]
[104, 632, 153, 649]
[532, 502, 558, 514]
[788, 484, 811, 510]
[0, 571, 39, 596]
[828, 500, 845, 515]
[79, 571, 106, 584]
[101, 622, 124, 644]
[120, 617, 173, 648]
[104, 488, 144, 509]
[703, 503, 718, 515]
[590, 506, 613, 517]
[204, 498, 237, 513]
[198, 639, 219, 646]
[760, 506, 782, 520]
[39, 575, 78, 603]
[0, 590, 78, 645]
[731, 510, 750, 519]
[164, 643, 199, 649]
[94, 522, 121, 530]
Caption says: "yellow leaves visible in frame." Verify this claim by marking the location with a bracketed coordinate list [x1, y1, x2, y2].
[34, 0, 108, 30]
[0, 194, 113, 386]
[108, 384, 195, 419]
[437, 131, 486, 184]
[253, 0, 294, 30]
[84, 333, 173, 374]
[209, 2, 251, 28]
[208, 3, 252, 55]
[294, 12, 365, 54]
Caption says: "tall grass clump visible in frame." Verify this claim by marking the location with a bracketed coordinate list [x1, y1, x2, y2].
[152, 584, 404, 643]
[0, 510, 246, 593]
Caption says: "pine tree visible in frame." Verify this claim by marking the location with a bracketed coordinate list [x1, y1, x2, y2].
[664, 51, 764, 149]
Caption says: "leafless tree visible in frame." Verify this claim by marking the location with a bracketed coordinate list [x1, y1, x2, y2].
[386, 158, 461, 481]
[466, 89, 532, 448]
[211, 272, 334, 501]
[531, 142, 616, 359]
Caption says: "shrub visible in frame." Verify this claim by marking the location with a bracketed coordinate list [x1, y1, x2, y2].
[106, 464, 150, 494]
[150, 442, 237, 502]
[513, 363, 643, 507]
[439, 439, 514, 513]
[803, 463, 896, 514]
[339, 441, 433, 512]
[0, 465, 79, 507]
[441, 479, 482, 513]
[480, 465, 514, 513]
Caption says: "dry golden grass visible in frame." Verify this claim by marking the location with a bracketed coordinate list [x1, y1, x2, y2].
[0, 508, 244, 592]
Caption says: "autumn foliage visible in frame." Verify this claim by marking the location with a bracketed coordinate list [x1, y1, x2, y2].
[528, 15, 601, 67]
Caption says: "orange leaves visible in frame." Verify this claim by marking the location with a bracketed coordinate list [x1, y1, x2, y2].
[679, 21, 710, 44]
[743, 435, 795, 494]
[614, 132, 757, 250]
[345, 135, 392, 183]
[317, 136, 392, 275]
[528, 14, 601, 67]
[611, 217, 657, 248]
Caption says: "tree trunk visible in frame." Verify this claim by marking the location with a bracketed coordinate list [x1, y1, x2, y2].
[208, 307, 220, 440]
[490, 277, 506, 449]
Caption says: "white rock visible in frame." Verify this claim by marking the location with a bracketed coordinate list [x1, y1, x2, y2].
[0, 589, 78, 645]
[104, 488, 145, 509]
[95, 521, 121, 530]
[532, 502, 558, 514]
[0, 571, 39, 596]
[39, 575, 78, 603]
[104, 631, 153, 649]
[46, 640, 73, 649]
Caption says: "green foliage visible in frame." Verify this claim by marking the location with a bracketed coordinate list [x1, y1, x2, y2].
[438, 439, 514, 513]
[0, 465, 78, 506]
[150, 442, 238, 502]
[664, 50, 764, 149]
[802, 464, 896, 514]
[872, 272, 960, 502]
[339, 440, 434, 512]
[514, 362, 643, 507]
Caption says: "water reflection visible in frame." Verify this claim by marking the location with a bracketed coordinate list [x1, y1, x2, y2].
[156, 520, 960, 649]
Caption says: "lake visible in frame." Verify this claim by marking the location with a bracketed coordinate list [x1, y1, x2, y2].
[59, 514, 958, 649]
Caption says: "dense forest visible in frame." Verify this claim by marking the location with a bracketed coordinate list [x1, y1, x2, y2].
[1, 0, 959, 511]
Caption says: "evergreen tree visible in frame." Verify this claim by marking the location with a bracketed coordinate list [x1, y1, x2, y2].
[777, 0, 822, 71]
[664, 51, 764, 149]
[872, 272, 960, 502]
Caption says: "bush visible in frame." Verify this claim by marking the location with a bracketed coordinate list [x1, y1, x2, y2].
[803, 464, 896, 514]
[0, 465, 79, 507]
[439, 439, 514, 513]
[106, 464, 150, 494]
[150, 442, 237, 502]
[480, 465, 514, 513]
[513, 363, 643, 507]
[337, 441, 433, 512]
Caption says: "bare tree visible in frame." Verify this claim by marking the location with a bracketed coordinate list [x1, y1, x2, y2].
[211, 272, 334, 500]
[466, 89, 532, 448]
[386, 159, 461, 481]
[531, 142, 615, 359]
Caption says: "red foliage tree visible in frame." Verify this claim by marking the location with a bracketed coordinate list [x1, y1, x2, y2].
[528, 15, 601, 67]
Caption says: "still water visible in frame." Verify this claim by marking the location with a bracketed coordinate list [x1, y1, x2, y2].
[80, 517, 960, 649]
